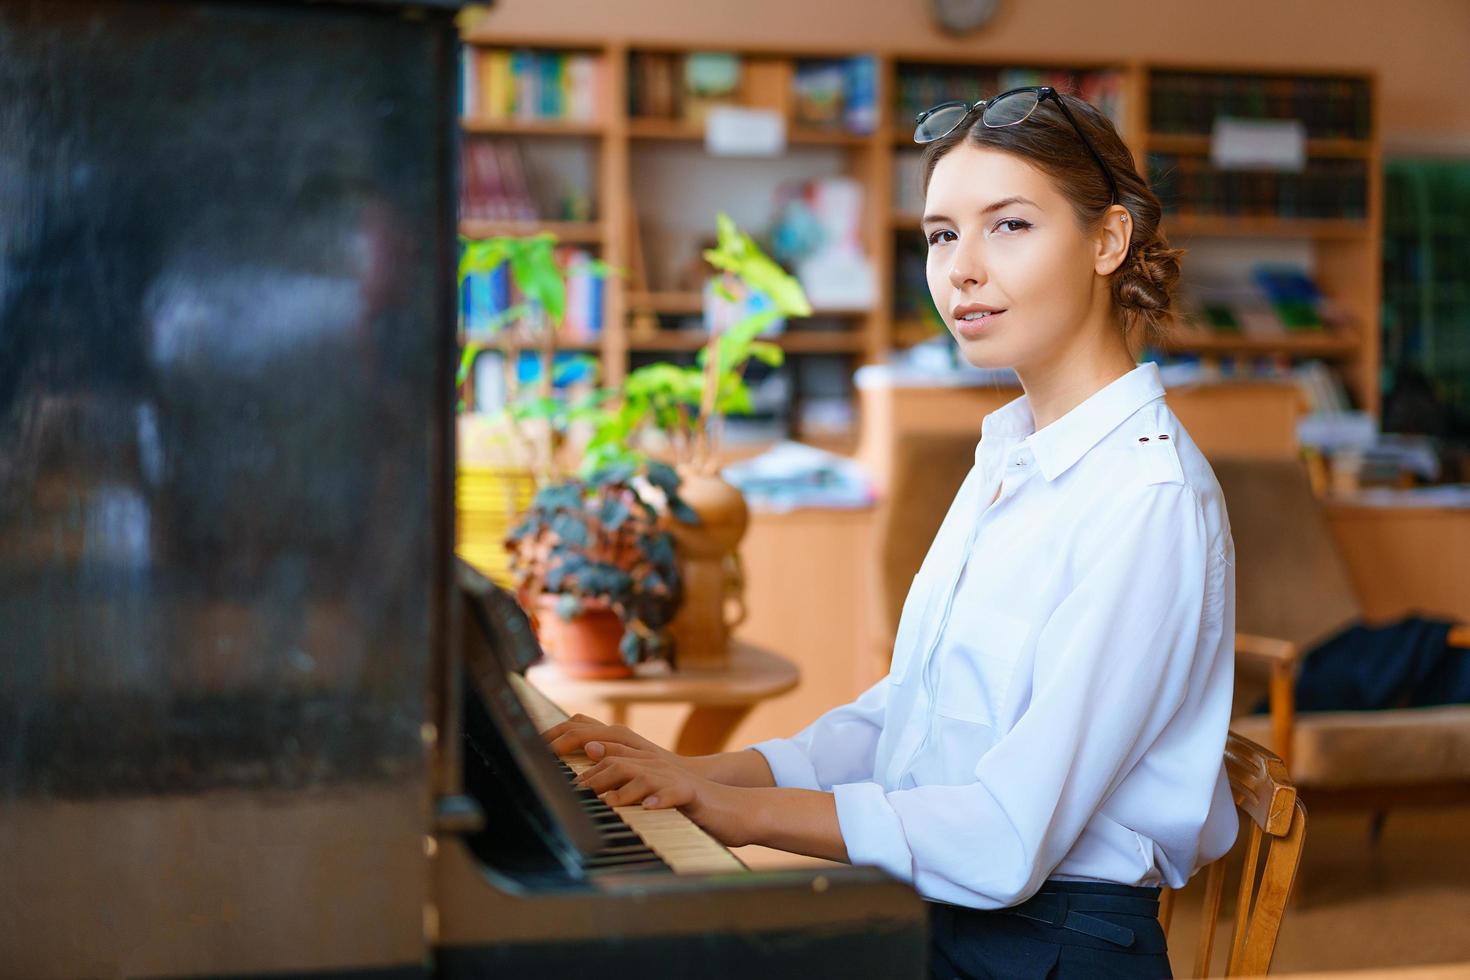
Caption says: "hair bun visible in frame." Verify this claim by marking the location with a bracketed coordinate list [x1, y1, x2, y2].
[1115, 239, 1182, 313]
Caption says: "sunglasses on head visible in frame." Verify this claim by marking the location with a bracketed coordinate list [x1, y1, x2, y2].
[913, 85, 1119, 205]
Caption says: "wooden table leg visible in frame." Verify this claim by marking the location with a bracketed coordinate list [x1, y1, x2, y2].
[675, 704, 754, 756]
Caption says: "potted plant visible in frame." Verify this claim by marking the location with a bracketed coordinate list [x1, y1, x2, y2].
[504, 460, 698, 678]
[581, 213, 813, 669]
[456, 233, 613, 585]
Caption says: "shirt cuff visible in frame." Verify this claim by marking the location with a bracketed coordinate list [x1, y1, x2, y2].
[833, 781, 914, 884]
[746, 738, 821, 790]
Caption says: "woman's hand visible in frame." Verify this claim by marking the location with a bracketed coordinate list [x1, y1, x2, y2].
[574, 751, 757, 848]
[542, 714, 682, 765]
[540, 714, 777, 787]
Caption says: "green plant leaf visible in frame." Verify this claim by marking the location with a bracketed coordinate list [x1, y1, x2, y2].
[619, 630, 640, 665]
[745, 340, 784, 366]
[555, 593, 583, 621]
[643, 460, 680, 494]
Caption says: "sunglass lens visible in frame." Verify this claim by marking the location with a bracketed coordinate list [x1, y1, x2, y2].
[982, 90, 1039, 127]
[914, 104, 973, 143]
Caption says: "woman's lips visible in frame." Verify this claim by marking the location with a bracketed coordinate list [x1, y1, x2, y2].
[955, 310, 1005, 339]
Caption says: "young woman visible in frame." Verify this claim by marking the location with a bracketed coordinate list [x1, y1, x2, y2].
[543, 87, 1238, 979]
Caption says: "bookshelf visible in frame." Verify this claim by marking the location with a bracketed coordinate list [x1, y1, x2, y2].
[455, 31, 1385, 435]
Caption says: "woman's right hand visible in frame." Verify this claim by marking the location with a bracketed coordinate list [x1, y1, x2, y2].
[540, 714, 775, 787]
[541, 714, 695, 772]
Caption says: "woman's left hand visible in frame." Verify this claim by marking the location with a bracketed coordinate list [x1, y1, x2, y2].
[576, 752, 757, 848]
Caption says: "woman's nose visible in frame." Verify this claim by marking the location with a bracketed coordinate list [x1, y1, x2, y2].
[947, 242, 986, 290]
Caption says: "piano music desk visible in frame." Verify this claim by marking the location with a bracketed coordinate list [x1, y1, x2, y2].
[526, 642, 799, 755]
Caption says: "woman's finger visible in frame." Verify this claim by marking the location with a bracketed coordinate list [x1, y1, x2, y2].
[603, 774, 656, 807]
[580, 762, 636, 794]
[584, 741, 653, 762]
[548, 726, 611, 755]
[643, 781, 694, 810]
[549, 724, 645, 757]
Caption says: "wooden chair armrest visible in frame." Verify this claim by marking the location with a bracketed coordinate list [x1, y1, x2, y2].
[1235, 632, 1302, 667]
[1235, 633, 1298, 771]
[1449, 624, 1470, 650]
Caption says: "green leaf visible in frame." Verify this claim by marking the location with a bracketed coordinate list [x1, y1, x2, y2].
[644, 460, 680, 494]
[619, 630, 640, 665]
[555, 593, 583, 621]
[533, 483, 584, 513]
[551, 512, 590, 548]
[599, 497, 630, 530]
[589, 461, 636, 487]
[509, 394, 567, 422]
[669, 498, 700, 525]
[745, 340, 784, 366]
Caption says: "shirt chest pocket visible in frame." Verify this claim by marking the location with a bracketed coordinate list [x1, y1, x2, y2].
[936, 605, 1031, 724]
[918, 606, 1031, 785]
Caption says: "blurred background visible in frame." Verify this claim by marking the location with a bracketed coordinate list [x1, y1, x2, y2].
[3, 0, 1468, 976]
[452, 2, 1470, 976]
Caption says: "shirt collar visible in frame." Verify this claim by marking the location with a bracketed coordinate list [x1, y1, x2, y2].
[979, 362, 1167, 483]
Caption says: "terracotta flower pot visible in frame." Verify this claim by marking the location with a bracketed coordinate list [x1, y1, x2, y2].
[533, 594, 633, 679]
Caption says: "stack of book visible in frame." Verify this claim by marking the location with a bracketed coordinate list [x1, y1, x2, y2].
[792, 57, 877, 134]
[460, 139, 538, 222]
[628, 51, 690, 120]
[1179, 264, 1342, 337]
[461, 245, 605, 345]
[1149, 72, 1370, 140]
[1149, 153, 1368, 220]
[461, 47, 603, 123]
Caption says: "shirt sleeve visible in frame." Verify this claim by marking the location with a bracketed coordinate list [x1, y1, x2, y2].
[832, 481, 1215, 908]
[746, 675, 890, 790]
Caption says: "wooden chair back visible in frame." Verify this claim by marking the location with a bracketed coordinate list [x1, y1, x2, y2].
[1159, 731, 1307, 977]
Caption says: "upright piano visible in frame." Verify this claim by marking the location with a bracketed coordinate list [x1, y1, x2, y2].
[0, 1, 926, 975]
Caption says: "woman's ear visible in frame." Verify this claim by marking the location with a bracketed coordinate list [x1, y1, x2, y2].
[1093, 205, 1133, 277]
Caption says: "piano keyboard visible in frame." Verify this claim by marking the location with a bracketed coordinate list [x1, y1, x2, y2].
[509, 673, 746, 876]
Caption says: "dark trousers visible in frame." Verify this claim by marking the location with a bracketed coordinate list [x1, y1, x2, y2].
[927, 880, 1172, 980]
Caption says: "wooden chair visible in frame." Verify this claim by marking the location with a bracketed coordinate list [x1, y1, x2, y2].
[1159, 731, 1308, 978]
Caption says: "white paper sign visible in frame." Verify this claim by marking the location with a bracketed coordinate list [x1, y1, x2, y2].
[705, 106, 787, 157]
[1210, 117, 1307, 171]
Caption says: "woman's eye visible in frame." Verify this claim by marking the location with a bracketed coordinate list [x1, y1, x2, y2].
[995, 219, 1031, 233]
[926, 229, 956, 246]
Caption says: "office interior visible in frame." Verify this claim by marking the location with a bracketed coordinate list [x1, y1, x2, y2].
[3, 0, 1470, 977]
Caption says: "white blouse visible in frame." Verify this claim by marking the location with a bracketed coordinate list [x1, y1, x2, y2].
[748, 361, 1239, 910]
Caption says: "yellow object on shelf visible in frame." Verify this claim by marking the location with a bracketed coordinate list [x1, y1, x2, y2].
[455, 464, 537, 587]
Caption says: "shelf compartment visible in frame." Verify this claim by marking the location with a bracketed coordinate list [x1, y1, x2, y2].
[459, 220, 605, 243]
[1146, 133, 1372, 159]
[626, 291, 872, 318]
[461, 117, 607, 137]
[627, 330, 867, 353]
[1161, 327, 1362, 358]
[1161, 214, 1369, 240]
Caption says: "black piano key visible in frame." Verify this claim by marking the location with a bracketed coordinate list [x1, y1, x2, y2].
[552, 751, 673, 876]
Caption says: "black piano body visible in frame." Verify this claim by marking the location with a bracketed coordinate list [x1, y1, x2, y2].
[0, 1, 926, 975]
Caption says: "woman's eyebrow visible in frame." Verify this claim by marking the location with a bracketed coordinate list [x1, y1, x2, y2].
[921, 196, 1040, 229]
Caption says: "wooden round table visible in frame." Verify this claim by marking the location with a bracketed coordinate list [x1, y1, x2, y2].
[526, 642, 799, 755]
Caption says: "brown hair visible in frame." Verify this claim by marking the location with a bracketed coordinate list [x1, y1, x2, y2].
[920, 93, 1184, 347]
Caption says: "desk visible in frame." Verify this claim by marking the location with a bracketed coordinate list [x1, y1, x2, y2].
[526, 642, 799, 755]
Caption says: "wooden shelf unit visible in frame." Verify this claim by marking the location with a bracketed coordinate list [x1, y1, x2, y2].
[457, 33, 1384, 424]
